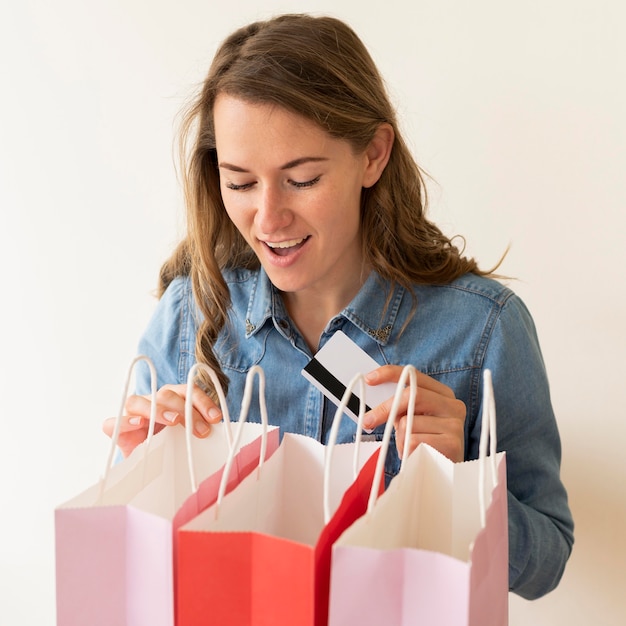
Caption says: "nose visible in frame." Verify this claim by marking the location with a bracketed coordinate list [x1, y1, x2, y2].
[254, 185, 292, 234]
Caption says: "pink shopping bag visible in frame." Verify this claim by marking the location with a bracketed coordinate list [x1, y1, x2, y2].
[55, 359, 278, 626]
[328, 370, 509, 626]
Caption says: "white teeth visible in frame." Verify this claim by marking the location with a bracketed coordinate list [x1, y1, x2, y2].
[265, 238, 306, 249]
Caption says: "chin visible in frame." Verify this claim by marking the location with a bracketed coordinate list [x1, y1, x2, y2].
[262, 270, 308, 293]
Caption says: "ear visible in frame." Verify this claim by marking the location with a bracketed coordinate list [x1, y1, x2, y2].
[362, 123, 395, 188]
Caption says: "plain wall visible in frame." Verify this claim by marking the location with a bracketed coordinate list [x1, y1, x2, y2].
[1, 1, 624, 624]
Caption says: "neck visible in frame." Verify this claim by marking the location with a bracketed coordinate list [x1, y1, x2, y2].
[281, 272, 370, 352]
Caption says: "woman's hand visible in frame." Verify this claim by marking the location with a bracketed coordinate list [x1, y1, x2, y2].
[101, 384, 223, 458]
[363, 365, 466, 462]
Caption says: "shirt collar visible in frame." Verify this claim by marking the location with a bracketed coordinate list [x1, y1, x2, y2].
[244, 268, 406, 345]
[244, 267, 298, 338]
[341, 271, 406, 345]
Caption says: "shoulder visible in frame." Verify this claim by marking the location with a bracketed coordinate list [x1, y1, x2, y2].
[160, 273, 194, 304]
[412, 273, 534, 327]
[153, 268, 262, 328]
[383, 273, 539, 378]
[414, 273, 516, 308]
[158, 268, 259, 303]
[152, 275, 198, 329]
[135, 276, 198, 389]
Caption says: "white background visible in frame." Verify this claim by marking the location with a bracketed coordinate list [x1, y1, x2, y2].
[1, 1, 625, 624]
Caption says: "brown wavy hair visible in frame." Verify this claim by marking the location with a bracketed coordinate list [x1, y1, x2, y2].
[159, 13, 496, 395]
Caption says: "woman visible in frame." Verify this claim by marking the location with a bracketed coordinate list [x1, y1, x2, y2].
[103, 14, 573, 599]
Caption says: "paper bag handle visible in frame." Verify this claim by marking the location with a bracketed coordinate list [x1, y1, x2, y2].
[323, 365, 417, 521]
[323, 373, 368, 523]
[478, 369, 498, 527]
[365, 364, 417, 514]
[184, 363, 232, 492]
[100, 355, 159, 498]
[214, 365, 269, 516]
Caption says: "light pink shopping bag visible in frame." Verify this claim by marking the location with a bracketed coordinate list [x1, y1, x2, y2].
[328, 370, 509, 626]
[55, 360, 278, 626]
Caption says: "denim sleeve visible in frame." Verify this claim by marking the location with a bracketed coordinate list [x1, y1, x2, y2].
[134, 277, 196, 395]
[481, 294, 574, 599]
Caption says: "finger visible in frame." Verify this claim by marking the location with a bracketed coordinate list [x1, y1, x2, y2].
[363, 392, 408, 430]
[395, 414, 465, 461]
[363, 384, 465, 430]
[102, 414, 168, 438]
[125, 393, 181, 428]
[102, 415, 167, 459]
[102, 415, 147, 438]
[366, 365, 457, 399]
[115, 430, 154, 459]
[187, 383, 224, 425]
[127, 385, 223, 438]
[168, 384, 224, 437]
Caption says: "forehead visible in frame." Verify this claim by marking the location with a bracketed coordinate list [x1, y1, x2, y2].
[213, 94, 341, 160]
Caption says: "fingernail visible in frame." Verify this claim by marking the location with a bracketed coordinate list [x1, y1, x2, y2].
[163, 411, 178, 423]
[365, 371, 378, 383]
[208, 407, 222, 421]
[195, 421, 210, 436]
[129, 417, 142, 426]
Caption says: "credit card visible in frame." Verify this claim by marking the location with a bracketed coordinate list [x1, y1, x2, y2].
[301, 330, 397, 430]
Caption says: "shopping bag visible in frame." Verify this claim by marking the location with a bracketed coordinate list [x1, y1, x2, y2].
[55, 358, 278, 626]
[172, 365, 279, 611]
[328, 369, 508, 626]
[176, 366, 419, 626]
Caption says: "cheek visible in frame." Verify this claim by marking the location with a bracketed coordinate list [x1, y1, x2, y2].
[331, 181, 364, 229]
[222, 203, 251, 244]
[222, 202, 236, 226]
[222, 194, 247, 223]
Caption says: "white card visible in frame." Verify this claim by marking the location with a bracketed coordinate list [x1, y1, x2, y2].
[301, 330, 397, 430]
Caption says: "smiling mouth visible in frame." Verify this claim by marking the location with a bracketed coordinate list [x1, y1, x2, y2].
[264, 237, 309, 256]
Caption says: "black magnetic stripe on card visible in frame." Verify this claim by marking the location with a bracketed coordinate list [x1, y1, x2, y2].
[303, 358, 372, 415]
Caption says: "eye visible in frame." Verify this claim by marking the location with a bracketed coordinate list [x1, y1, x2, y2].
[289, 176, 321, 189]
[225, 181, 255, 191]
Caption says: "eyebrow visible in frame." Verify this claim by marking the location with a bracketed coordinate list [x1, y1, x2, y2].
[218, 156, 329, 172]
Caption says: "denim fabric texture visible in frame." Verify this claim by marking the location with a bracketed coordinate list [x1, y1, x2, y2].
[135, 268, 574, 600]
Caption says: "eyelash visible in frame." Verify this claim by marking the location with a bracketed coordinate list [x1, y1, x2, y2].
[290, 176, 321, 189]
[225, 182, 253, 191]
[225, 176, 321, 191]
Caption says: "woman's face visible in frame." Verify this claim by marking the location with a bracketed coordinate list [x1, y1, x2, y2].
[213, 94, 378, 308]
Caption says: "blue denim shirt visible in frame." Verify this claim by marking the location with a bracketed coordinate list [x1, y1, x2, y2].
[135, 268, 573, 600]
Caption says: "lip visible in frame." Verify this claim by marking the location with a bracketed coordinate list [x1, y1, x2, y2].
[264, 237, 307, 249]
[258, 236, 310, 267]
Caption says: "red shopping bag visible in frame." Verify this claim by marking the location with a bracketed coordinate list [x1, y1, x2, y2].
[171, 365, 280, 612]
[328, 370, 508, 626]
[55, 359, 277, 626]
[176, 367, 419, 626]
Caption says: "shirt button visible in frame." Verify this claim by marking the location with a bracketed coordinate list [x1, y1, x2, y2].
[278, 319, 289, 330]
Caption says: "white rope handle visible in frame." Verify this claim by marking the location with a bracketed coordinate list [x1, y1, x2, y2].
[184, 363, 231, 493]
[99, 355, 158, 500]
[214, 365, 269, 517]
[323, 373, 368, 523]
[478, 369, 499, 527]
[366, 365, 418, 514]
